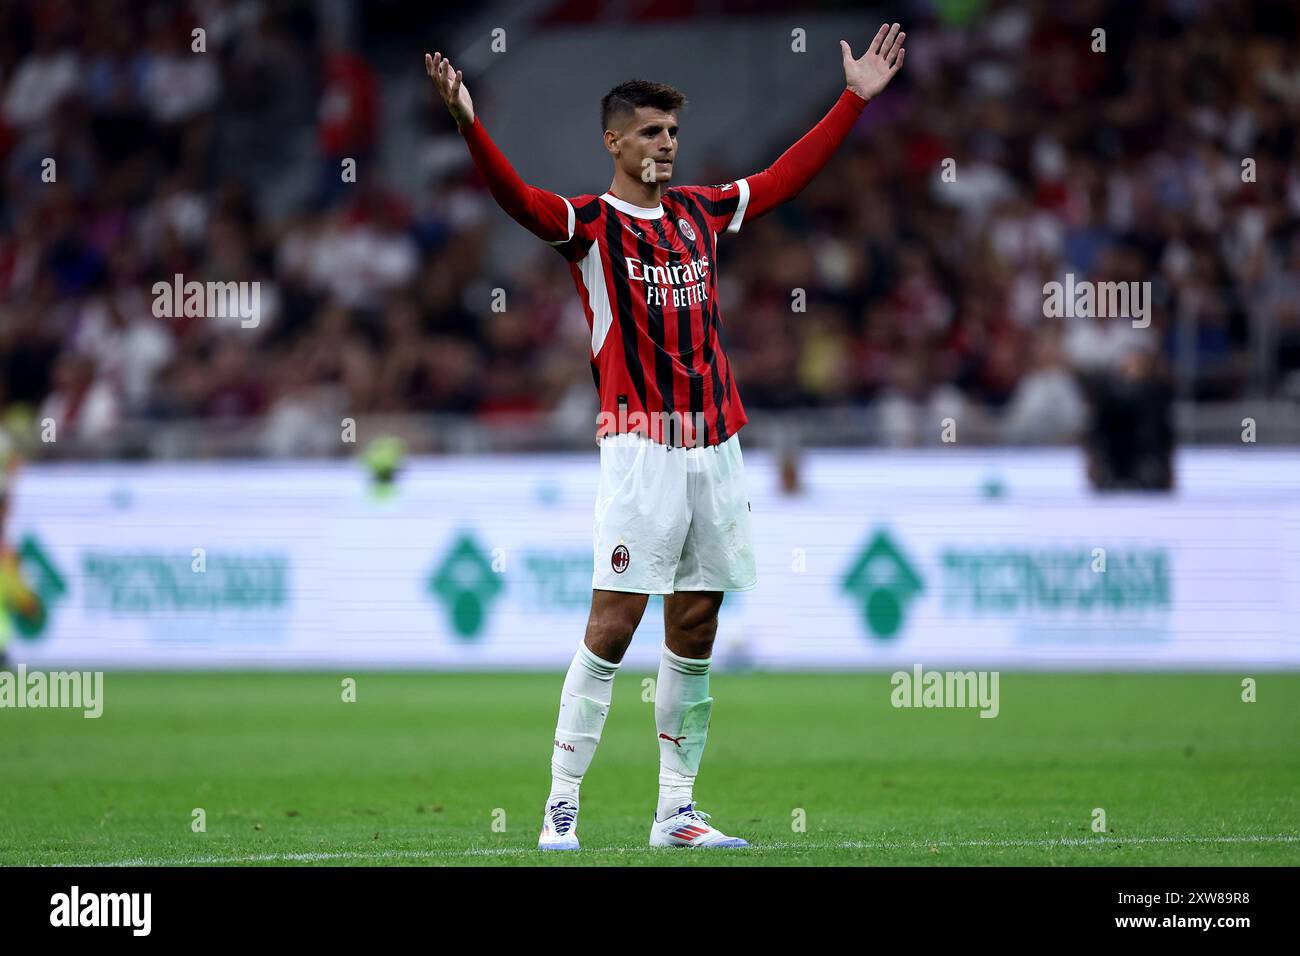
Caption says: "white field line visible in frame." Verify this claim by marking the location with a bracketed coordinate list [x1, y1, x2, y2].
[48, 833, 1300, 867]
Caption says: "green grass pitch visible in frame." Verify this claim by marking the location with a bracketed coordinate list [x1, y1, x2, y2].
[2, 672, 1297, 866]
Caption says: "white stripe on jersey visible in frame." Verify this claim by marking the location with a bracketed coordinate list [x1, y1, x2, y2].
[726, 178, 750, 234]
[546, 196, 577, 245]
[578, 240, 615, 357]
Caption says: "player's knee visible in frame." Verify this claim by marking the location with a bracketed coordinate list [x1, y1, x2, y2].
[585, 595, 645, 649]
[588, 614, 636, 648]
[686, 628, 719, 658]
[666, 611, 718, 658]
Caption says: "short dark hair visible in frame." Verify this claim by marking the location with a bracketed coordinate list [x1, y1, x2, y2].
[601, 80, 686, 132]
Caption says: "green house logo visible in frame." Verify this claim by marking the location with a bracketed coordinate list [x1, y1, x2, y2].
[841, 530, 923, 639]
[427, 532, 502, 640]
[13, 535, 68, 639]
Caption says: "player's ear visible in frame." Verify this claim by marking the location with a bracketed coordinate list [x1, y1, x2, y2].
[603, 129, 620, 157]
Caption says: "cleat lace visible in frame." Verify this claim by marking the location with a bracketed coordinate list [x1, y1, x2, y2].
[547, 802, 577, 835]
[676, 805, 712, 827]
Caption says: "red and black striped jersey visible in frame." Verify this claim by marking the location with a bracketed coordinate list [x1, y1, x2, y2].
[546, 185, 751, 447]
[457, 88, 869, 446]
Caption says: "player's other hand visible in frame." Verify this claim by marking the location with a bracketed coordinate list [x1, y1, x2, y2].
[426, 51, 475, 128]
[841, 23, 905, 102]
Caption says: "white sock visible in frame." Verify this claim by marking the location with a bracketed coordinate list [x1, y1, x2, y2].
[548, 643, 620, 806]
[655, 644, 713, 821]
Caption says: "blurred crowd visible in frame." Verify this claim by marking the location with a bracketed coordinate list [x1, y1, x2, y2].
[0, 0, 1297, 456]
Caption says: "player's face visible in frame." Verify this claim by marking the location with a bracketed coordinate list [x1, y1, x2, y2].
[616, 107, 678, 183]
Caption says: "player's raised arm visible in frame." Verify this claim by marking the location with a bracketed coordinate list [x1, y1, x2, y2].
[736, 23, 905, 224]
[425, 52, 575, 244]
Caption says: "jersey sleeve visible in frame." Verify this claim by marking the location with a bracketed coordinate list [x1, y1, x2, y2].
[725, 88, 868, 228]
[458, 116, 580, 245]
[542, 194, 603, 262]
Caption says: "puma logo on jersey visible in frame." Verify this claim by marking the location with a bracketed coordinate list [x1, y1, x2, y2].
[658, 733, 686, 748]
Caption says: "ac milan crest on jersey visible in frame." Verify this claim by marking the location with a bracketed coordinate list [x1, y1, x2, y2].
[611, 544, 630, 573]
[677, 217, 696, 241]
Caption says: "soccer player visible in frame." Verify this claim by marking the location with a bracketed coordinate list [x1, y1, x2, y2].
[426, 23, 906, 850]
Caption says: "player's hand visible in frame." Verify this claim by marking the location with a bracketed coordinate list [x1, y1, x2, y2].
[425, 51, 475, 128]
[841, 23, 905, 102]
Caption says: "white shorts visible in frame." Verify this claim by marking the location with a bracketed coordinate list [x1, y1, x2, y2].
[592, 432, 758, 594]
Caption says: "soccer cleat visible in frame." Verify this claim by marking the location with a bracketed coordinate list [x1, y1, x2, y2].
[649, 803, 749, 848]
[538, 799, 580, 851]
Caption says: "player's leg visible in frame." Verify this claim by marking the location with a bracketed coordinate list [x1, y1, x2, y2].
[649, 435, 756, 848]
[541, 433, 687, 849]
[656, 589, 722, 812]
[550, 590, 647, 806]
[649, 589, 747, 847]
[539, 589, 648, 850]
[582, 588, 649, 663]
